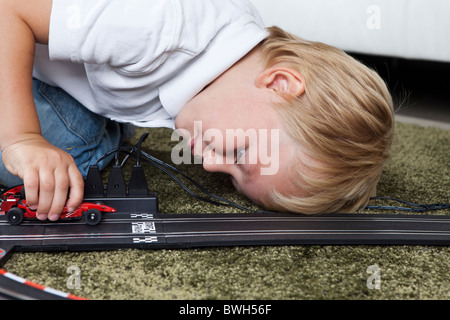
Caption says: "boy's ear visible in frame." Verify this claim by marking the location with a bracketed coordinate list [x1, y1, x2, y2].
[256, 67, 305, 97]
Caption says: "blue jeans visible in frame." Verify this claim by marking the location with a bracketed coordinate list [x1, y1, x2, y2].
[0, 79, 132, 187]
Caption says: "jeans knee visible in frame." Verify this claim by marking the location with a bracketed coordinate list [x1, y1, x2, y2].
[0, 153, 23, 187]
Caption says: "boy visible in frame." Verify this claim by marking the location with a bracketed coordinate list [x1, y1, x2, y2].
[0, 0, 394, 221]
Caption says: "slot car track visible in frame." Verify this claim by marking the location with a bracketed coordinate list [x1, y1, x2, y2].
[1, 209, 450, 299]
[1, 133, 449, 299]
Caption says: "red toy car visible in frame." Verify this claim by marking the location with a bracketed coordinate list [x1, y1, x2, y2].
[0, 185, 116, 226]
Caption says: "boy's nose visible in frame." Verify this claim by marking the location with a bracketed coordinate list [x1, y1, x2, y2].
[202, 148, 232, 174]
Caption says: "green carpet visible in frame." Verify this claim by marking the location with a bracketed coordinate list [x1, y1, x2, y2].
[3, 121, 449, 300]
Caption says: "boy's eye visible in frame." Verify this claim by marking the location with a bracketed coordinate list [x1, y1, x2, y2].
[235, 148, 246, 164]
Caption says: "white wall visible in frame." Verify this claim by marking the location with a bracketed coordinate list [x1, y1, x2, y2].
[249, 0, 450, 62]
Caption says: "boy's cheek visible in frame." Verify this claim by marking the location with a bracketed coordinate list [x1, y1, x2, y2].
[260, 160, 280, 176]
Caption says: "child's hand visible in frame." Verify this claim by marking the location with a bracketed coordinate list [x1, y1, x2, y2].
[1, 134, 84, 221]
[0, 0, 82, 221]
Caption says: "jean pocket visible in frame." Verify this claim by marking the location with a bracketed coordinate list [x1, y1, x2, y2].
[38, 81, 106, 147]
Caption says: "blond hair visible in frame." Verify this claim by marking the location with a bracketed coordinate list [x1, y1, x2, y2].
[260, 26, 394, 214]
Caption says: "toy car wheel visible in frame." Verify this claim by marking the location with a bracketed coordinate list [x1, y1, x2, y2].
[84, 209, 102, 226]
[6, 207, 25, 226]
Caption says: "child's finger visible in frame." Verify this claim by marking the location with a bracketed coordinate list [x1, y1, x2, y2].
[47, 169, 70, 221]
[22, 169, 40, 211]
[35, 168, 55, 220]
[66, 164, 84, 211]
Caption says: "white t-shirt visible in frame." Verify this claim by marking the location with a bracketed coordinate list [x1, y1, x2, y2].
[32, 0, 268, 128]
